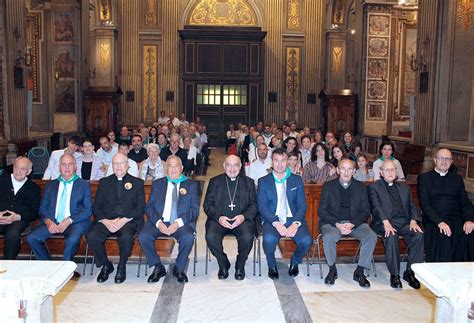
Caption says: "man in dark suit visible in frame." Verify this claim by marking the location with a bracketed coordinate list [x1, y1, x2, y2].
[160, 133, 189, 173]
[318, 158, 376, 287]
[0, 157, 41, 259]
[139, 156, 199, 283]
[204, 154, 257, 280]
[369, 159, 424, 289]
[257, 148, 312, 279]
[27, 153, 92, 261]
[87, 153, 145, 284]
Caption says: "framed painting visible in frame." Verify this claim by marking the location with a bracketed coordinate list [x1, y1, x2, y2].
[55, 80, 76, 113]
[367, 80, 387, 100]
[367, 58, 388, 79]
[366, 101, 386, 121]
[368, 15, 390, 36]
[54, 46, 75, 78]
[368, 37, 389, 57]
[54, 12, 74, 43]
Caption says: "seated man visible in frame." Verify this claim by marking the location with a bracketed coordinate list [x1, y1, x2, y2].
[43, 135, 82, 180]
[139, 156, 199, 283]
[257, 148, 312, 279]
[318, 158, 376, 287]
[0, 157, 41, 259]
[247, 143, 271, 186]
[418, 148, 474, 262]
[87, 153, 145, 284]
[368, 159, 424, 289]
[204, 154, 257, 280]
[28, 154, 92, 261]
[128, 134, 148, 164]
[106, 142, 139, 177]
[160, 133, 189, 173]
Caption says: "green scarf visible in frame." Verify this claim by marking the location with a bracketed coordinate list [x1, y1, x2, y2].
[58, 174, 79, 184]
[273, 167, 291, 183]
[378, 156, 395, 161]
[167, 174, 188, 183]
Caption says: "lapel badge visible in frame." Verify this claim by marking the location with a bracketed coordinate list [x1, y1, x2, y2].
[179, 188, 187, 195]
[124, 182, 133, 190]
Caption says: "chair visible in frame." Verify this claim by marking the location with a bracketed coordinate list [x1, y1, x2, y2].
[205, 234, 262, 276]
[27, 147, 50, 179]
[312, 233, 377, 279]
[137, 233, 198, 277]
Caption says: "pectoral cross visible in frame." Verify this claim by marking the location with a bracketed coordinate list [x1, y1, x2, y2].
[229, 203, 236, 211]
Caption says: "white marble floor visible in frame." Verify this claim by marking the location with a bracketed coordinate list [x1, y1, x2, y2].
[53, 149, 437, 322]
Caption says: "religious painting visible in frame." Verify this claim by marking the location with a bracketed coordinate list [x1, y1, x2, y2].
[55, 80, 75, 113]
[368, 37, 389, 57]
[54, 47, 75, 78]
[332, 0, 346, 25]
[367, 80, 387, 100]
[400, 26, 417, 116]
[452, 151, 468, 178]
[368, 15, 390, 36]
[54, 12, 74, 42]
[367, 101, 386, 120]
[367, 58, 388, 79]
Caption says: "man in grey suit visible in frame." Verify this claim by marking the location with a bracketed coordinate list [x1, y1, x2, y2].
[318, 159, 377, 287]
[368, 159, 423, 289]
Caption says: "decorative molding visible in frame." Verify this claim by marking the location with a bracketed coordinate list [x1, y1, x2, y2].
[188, 0, 257, 26]
[287, 0, 300, 29]
[332, 46, 343, 72]
[145, 0, 158, 26]
[285, 47, 300, 122]
[456, 0, 474, 31]
[99, 0, 111, 21]
[143, 45, 157, 122]
[26, 12, 42, 103]
[99, 41, 110, 70]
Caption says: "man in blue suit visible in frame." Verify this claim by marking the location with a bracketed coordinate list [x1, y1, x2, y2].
[28, 153, 92, 261]
[139, 156, 199, 283]
[257, 148, 312, 279]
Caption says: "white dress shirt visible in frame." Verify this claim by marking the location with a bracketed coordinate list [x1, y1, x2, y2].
[10, 174, 27, 195]
[43, 149, 82, 180]
[158, 182, 184, 227]
[247, 158, 271, 186]
[54, 180, 73, 220]
[96, 146, 118, 165]
[275, 181, 293, 221]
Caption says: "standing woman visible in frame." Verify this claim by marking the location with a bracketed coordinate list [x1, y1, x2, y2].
[77, 138, 105, 180]
[372, 142, 405, 181]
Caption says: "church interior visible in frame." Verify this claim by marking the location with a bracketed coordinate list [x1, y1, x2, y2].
[0, 0, 473, 322]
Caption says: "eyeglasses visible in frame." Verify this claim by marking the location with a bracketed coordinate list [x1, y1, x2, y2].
[436, 157, 453, 162]
[338, 168, 354, 173]
[381, 168, 397, 172]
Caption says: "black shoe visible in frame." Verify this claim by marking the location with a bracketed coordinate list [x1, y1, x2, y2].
[390, 274, 403, 289]
[173, 266, 188, 283]
[353, 272, 371, 288]
[268, 267, 279, 280]
[114, 267, 126, 284]
[97, 262, 114, 283]
[403, 270, 420, 289]
[235, 268, 245, 281]
[218, 261, 231, 280]
[324, 270, 338, 285]
[148, 264, 166, 283]
[288, 264, 299, 277]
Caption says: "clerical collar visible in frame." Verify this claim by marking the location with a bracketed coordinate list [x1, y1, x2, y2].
[339, 179, 352, 189]
[434, 168, 448, 176]
[225, 174, 238, 181]
[383, 178, 394, 187]
[115, 173, 126, 181]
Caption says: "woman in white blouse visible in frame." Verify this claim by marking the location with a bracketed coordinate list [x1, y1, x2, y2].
[140, 143, 165, 181]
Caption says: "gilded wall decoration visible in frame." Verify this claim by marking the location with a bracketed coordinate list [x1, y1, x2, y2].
[368, 15, 390, 36]
[367, 101, 386, 120]
[367, 59, 388, 79]
[332, 46, 343, 72]
[143, 45, 157, 120]
[368, 37, 389, 57]
[287, 0, 300, 29]
[99, 41, 110, 70]
[54, 12, 74, 42]
[400, 26, 417, 118]
[456, 0, 474, 31]
[188, 0, 257, 26]
[285, 47, 300, 122]
[55, 80, 75, 113]
[54, 47, 74, 78]
[332, 0, 346, 25]
[26, 13, 42, 103]
[145, 0, 158, 26]
[99, 0, 111, 21]
[367, 80, 387, 100]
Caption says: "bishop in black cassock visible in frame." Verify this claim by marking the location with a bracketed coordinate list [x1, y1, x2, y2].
[204, 155, 257, 281]
[418, 148, 474, 262]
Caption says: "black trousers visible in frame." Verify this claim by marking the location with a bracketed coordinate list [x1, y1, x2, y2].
[87, 221, 138, 268]
[374, 218, 424, 275]
[0, 221, 28, 260]
[205, 219, 256, 270]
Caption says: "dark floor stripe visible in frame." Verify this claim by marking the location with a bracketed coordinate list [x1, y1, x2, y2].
[273, 262, 313, 323]
[149, 264, 187, 323]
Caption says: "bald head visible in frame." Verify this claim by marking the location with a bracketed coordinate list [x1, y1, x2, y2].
[337, 158, 355, 183]
[223, 155, 241, 179]
[13, 157, 32, 182]
[112, 153, 129, 178]
[434, 148, 453, 173]
[380, 159, 397, 183]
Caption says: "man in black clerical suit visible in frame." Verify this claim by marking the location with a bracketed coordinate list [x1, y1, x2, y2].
[0, 157, 41, 259]
[204, 154, 257, 280]
[368, 159, 424, 289]
[87, 153, 145, 284]
[418, 148, 474, 262]
[318, 159, 376, 288]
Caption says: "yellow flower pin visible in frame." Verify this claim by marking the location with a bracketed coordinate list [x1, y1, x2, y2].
[124, 182, 133, 190]
[179, 188, 187, 195]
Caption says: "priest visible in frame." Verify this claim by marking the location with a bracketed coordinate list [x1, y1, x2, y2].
[418, 148, 474, 262]
[204, 154, 257, 280]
